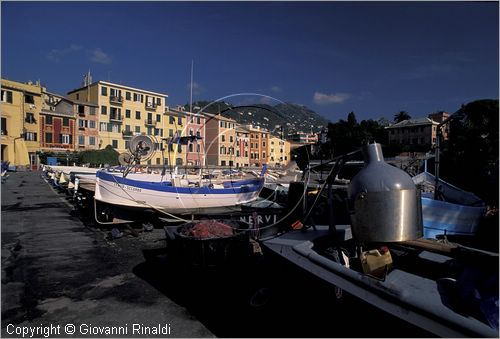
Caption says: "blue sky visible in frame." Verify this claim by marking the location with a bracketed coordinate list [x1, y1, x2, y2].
[2, 1, 498, 122]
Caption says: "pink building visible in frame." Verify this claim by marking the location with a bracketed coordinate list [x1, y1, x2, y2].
[184, 111, 206, 167]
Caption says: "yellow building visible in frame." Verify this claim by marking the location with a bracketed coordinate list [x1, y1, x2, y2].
[67, 80, 168, 165]
[1, 79, 43, 169]
[268, 136, 291, 167]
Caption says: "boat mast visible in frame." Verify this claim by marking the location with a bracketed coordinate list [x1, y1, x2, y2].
[189, 60, 194, 113]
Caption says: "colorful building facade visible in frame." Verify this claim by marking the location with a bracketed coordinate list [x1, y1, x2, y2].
[1, 79, 43, 169]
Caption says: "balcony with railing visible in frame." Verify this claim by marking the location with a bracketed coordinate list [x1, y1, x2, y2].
[144, 119, 157, 126]
[110, 114, 123, 123]
[110, 95, 124, 105]
[122, 130, 133, 138]
[145, 102, 158, 111]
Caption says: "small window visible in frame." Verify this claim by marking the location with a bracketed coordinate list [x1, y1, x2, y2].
[156, 97, 161, 105]
[60, 134, 70, 144]
[126, 92, 131, 100]
[135, 126, 141, 133]
[1, 90, 13, 103]
[89, 120, 96, 129]
[101, 106, 107, 115]
[135, 111, 141, 119]
[126, 109, 131, 118]
[78, 105, 85, 113]
[156, 114, 161, 122]
[76, 93, 80, 100]
[101, 86, 108, 96]
[112, 140, 118, 149]
[89, 136, 96, 145]
[45, 132, 52, 143]
[178, 116, 182, 125]
[197, 117, 201, 124]
[78, 135, 85, 145]
[63, 117, 70, 126]
[24, 95, 34, 104]
[169, 116, 175, 124]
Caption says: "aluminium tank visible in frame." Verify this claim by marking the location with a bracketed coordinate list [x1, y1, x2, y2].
[348, 143, 423, 242]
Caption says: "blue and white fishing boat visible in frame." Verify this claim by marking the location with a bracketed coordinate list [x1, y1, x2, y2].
[94, 166, 266, 215]
[412, 171, 486, 239]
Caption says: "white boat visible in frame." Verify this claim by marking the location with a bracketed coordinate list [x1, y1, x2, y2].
[94, 166, 266, 215]
[412, 171, 486, 238]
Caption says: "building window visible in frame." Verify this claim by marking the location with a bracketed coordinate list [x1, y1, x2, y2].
[156, 98, 161, 106]
[197, 144, 201, 153]
[135, 111, 141, 119]
[126, 109, 131, 118]
[78, 105, 85, 114]
[89, 120, 96, 129]
[156, 114, 161, 122]
[197, 117, 201, 124]
[111, 140, 118, 148]
[169, 116, 175, 124]
[220, 121, 224, 128]
[135, 126, 141, 133]
[24, 112, 36, 124]
[45, 132, 52, 143]
[221, 160, 226, 166]
[60, 134, 70, 144]
[178, 116, 182, 125]
[24, 94, 34, 104]
[101, 86, 107, 96]
[101, 105, 107, 115]
[230, 136, 233, 143]
[76, 93, 80, 100]
[78, 135, 85, 145]
[100, 122, 107, 131]
[89, 136, 96, 145]
[156, 158, 161, 165]
[63, 117, 70, 126]
[1, 90, 13, 103]
[133, 93, 143, 102]
[221, 135, 225, 142]
[89, 107, 96, 115]
[0, 117, 6, 135]
[169, 129, 173, 137]
[189, 144, 193, 152]
[196, 131, 201, 138]
[46, 116, 53, 125]
[24, 132, 37, 141]
[126, 92, 131, 100]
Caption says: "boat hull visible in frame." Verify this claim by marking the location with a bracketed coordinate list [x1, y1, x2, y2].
[95, 170, 264, 215]
[421, 196, 486, 238]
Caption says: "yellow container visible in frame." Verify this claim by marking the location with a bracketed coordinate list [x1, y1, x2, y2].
[361, 247, 393, 278]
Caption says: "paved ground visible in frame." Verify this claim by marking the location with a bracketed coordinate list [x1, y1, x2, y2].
[1, 172, 435, 338]
[1, 172, 212, 338]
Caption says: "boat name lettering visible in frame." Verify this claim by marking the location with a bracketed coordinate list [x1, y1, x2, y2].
[113, 182, 142, 192]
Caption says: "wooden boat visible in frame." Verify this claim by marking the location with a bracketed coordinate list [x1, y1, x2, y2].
[412, 171, 486, 238]
[94, 166, 266, 215]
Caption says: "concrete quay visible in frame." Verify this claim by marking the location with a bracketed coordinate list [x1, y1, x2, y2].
[1, 171, 212, 338]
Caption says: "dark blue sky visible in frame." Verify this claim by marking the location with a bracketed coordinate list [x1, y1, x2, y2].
[2, 1, 498, 122]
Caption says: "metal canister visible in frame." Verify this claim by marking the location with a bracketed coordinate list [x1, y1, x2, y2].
[348, 143, 423, 242]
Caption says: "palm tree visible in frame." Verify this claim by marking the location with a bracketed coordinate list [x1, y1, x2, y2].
[394, 111, 411, 123]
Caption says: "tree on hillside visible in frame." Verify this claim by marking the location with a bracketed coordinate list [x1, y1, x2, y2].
[440, 99, 499, 205]
[394, 111, 411, 123]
